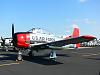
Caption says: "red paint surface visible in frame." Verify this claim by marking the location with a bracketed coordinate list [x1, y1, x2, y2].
[16, 33, 30, 48]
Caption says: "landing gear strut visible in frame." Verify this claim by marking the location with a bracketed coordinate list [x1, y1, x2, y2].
[28, 50, 33, 58]
[49, 50, 57, 61]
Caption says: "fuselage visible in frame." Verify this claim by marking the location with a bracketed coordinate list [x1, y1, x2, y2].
[13, 28, 63, 48]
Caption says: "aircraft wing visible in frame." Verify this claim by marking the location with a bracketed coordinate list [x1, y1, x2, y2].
[32, 35, 96, 49]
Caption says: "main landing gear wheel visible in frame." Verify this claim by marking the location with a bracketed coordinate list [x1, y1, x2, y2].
[49, 50, 57, 61]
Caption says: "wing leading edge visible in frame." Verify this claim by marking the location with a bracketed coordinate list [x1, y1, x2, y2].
[31, 35, 96, 49]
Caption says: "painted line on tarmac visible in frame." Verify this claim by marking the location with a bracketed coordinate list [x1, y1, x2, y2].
[71, 52, 92, 55]
[82, 53, 100, 56]
[78, 47, 94, 49]
[0, 55, 9, 58]
[71, 52, 100, 56]
[0, 62, 20, 67]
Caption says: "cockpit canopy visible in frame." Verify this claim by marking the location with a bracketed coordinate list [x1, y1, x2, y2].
[27, 28, 53, 35]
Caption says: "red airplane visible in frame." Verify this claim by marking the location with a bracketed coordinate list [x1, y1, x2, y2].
[11, 24, 96, 61]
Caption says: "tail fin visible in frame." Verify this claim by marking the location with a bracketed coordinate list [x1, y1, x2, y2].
[72, 27, 79, 37]
[72, 27, 80, 48]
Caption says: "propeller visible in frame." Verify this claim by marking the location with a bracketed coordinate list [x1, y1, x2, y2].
[11, 24, 15, 49]
[12, 23, 14, 38]
[1, 36, 4, 41]
[1, 36, 5, 46]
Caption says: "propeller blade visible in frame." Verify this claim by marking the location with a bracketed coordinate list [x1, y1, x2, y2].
[12, 23, 14, 38]
[1, 36, 4, 41]
[1, 36, 5, 46]
[11, 24, 15, 47]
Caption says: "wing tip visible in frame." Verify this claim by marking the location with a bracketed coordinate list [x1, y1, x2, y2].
[82, 35, 96, 40]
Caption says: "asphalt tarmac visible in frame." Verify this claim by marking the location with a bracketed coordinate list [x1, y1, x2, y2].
[0, 47, 100, 75]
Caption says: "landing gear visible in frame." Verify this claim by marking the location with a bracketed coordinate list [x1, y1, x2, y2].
[28, 50, 39, 57]
[49, 50, 57, 61]
[16, 51, 23, 61]
[28, 50, 33, 58]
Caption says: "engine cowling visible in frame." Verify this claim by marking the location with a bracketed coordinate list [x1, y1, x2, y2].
[14, 33, 30, 48]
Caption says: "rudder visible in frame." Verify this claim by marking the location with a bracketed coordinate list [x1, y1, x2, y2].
[72, 27, 80, 48]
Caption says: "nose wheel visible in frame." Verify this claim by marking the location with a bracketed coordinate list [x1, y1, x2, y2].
[16, 51, 23, 61]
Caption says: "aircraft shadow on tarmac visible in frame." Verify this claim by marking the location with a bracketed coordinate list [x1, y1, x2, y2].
[23, 53, 70, 65]
[0, 53, 17, 62]
[0, 51, 70, 65]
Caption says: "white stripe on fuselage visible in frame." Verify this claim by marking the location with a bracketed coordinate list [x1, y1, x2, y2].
[30, 33, 62, 43]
